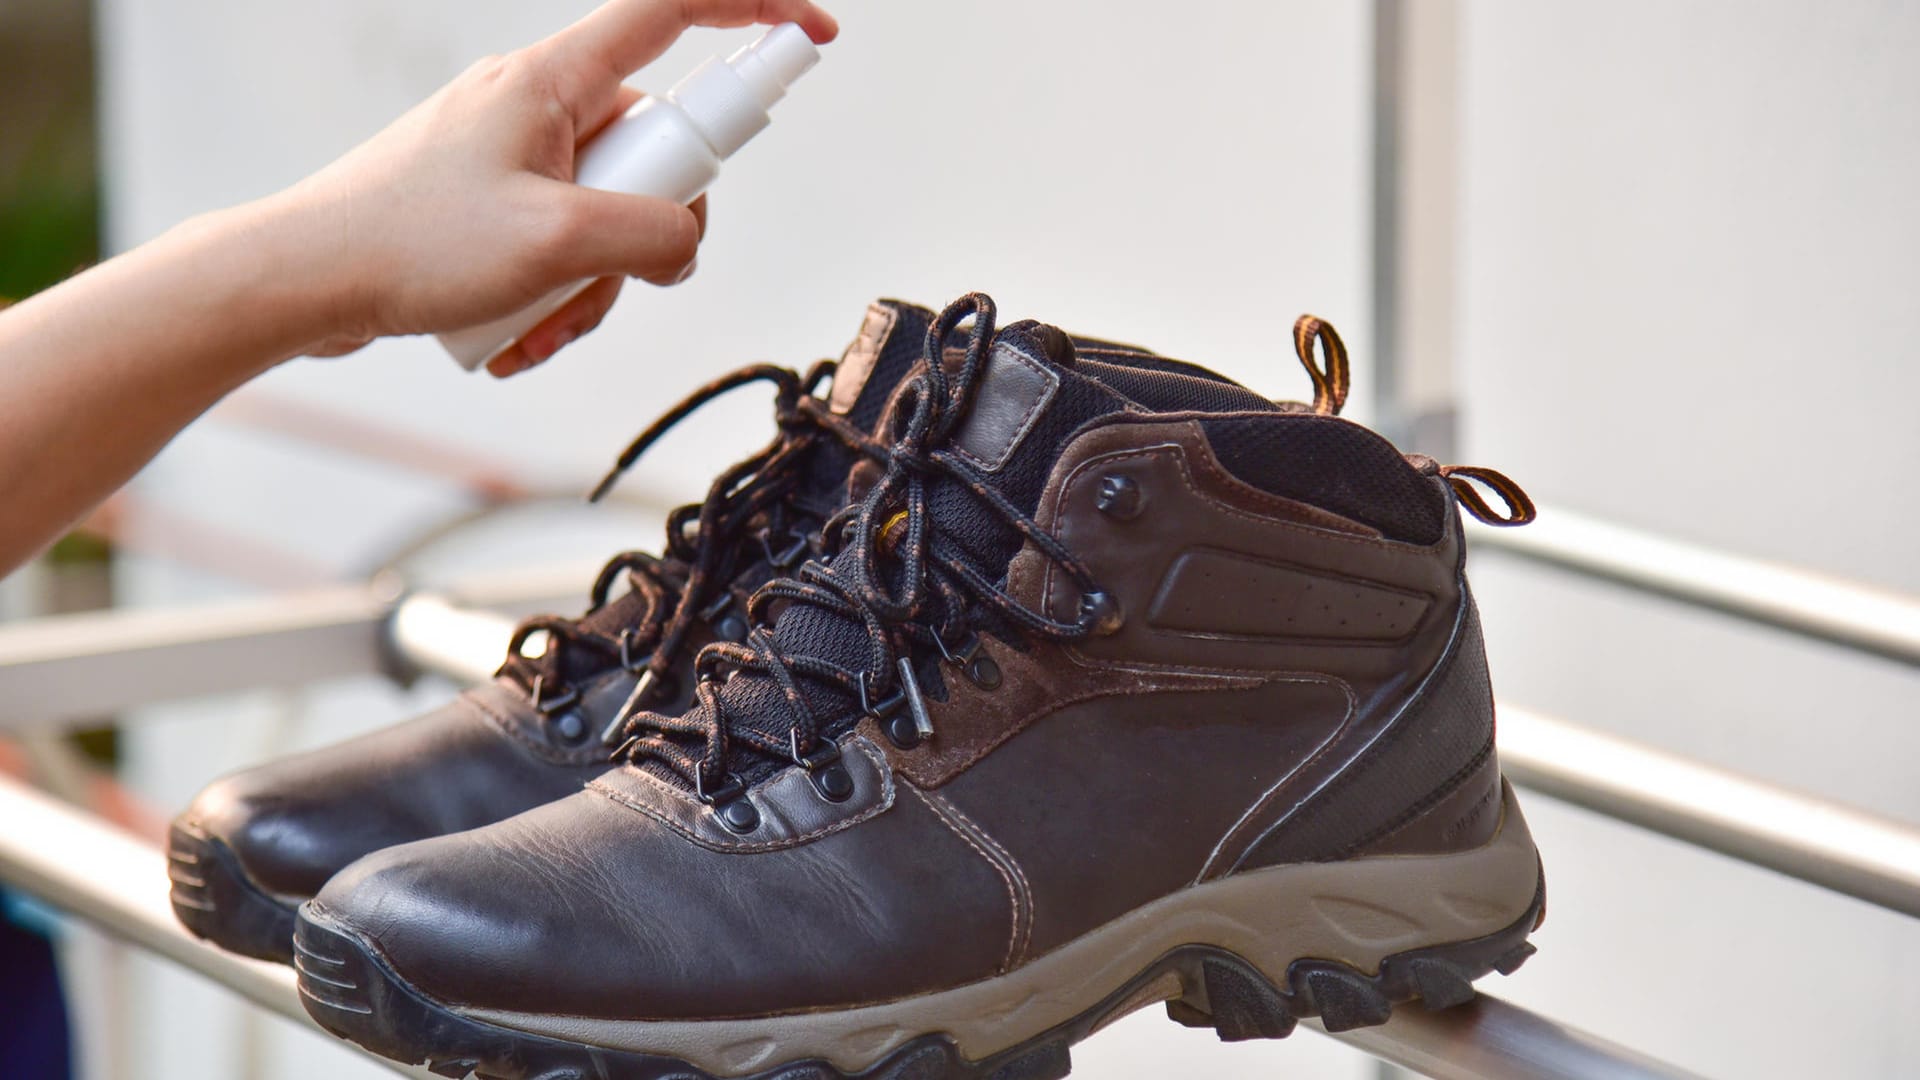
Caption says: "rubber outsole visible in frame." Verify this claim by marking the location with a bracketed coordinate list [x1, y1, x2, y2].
[295, 871, 1544, 1080]
[167, 820, 301, 965]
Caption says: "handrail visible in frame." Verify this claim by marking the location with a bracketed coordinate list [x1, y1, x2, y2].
[0, 768, 1686, 1080]
[1468, 506, 1920, 668]
[1311, 1000, 1705, 1080]
[0, 559, 598, 730]
[1497, 706, 1920, 920]
[0, 773, 429, 1078]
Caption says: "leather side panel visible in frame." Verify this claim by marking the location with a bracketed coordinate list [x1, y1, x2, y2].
[327, 779, 1016, 1019]
[936, 677, 1352, 958]
[1228, 592, 1499, 870]
[1147, 548, 1431, 642]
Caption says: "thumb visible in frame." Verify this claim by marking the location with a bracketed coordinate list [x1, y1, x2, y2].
[549, 186, 700, 285]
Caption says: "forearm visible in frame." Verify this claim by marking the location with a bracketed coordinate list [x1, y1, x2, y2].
[0, 198, 334, 573]
[0, 0, 835, 578]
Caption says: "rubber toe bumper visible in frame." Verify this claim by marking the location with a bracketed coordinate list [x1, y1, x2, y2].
[168, 819, 301, 964]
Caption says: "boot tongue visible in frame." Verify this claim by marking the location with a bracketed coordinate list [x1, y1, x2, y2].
[794, 300, 936, 510]
[556, 303, 936, 685]
[828, 299, 936, 434]
[648, 319, 1135, 787]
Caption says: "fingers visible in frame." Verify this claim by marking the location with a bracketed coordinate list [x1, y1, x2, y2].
[578, 85, 647, 150]
[547, 184, 700, 284]
[487, 276, 626, 378]
[690, 192, 708, 241]
[541, 0, 838, 127]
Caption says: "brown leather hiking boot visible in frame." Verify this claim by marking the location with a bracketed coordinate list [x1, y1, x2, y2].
[167, 301, 936, 963]
[167, 299, 1208, 965]
[293, 293, 1543, 1080]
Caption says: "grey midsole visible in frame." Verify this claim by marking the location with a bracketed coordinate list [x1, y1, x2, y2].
[461, 779, 1541, 1076]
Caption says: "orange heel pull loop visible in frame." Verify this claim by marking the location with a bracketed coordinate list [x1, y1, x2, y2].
[1292, 315, 1349, 416]
[1440, 465, 1537, 526]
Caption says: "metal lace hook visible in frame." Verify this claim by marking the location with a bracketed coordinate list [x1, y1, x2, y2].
[600, 668, 665, 747]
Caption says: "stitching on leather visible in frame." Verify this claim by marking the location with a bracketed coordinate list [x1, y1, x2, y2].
[1039, 439, 1441, 673]
[920, 672, 1260, 784]
[1177, 423, 1386, 537]
[949, 343, 1059, 474]
[1338, 731, 1496, 857]
[909, 786, 1023, 973]
[917, 787, 1033, 967]
[1220, 594, 1471, 877]
[587, 740, 896, 854]
[1193, 676, 1359, 882]
[466, 689, 578, 765]
[1039, 435, 1432, 618]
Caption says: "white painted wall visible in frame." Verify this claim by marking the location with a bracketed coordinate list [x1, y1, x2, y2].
[84, 0, 1920, 1077]
[1454, 3, 1920, 1078]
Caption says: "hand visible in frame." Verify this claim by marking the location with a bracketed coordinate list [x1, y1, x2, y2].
[263, 0, 837, 376]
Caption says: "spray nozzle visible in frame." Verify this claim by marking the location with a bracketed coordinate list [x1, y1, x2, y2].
[727, 23, 820, 108]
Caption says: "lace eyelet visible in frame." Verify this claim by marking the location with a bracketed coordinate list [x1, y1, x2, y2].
[717, 798, 760, 833]
[1094, 474, 1144, 519]
[882, 712, 922, 750]
[697, 771, 760, 833]
[551, 710, 589, 744]
[933, 629, 979, 665]
[1077, 591, 1123, 636]
[965, 655, 1002, 690]
[935, 631, 1000, 690]
[791, 731, 854, 802]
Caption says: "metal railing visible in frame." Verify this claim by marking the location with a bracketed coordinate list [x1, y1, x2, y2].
[0, 772, 429, 1078]
[5, 502, 1919, 1079]
[1467, 506, 1920, 668]
[0, 561, 596, 730]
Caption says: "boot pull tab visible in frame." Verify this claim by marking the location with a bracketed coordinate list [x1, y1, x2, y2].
[1292, 314, 1350, 416]
[1440, 465, 1537, 526]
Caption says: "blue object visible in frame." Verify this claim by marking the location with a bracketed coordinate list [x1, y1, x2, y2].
[0, 886, 73, 1080]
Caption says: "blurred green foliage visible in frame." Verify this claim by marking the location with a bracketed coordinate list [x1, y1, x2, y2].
[0, 0, 100, 302]
[2, 1, 116, 763]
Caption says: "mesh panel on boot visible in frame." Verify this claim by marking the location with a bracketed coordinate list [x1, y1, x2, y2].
[1199, 414, 1448, 545]
[1079, 360, 1282, 415]
[637, 321, 1135, 788]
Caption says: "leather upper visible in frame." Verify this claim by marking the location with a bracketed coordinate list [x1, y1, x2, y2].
[309, 402, 1505, 1022]
[183, 675, 646, 900]
[313, 740, 1012, 1019]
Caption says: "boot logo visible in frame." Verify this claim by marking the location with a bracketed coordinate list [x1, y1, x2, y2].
[829, 301, 899, 415]
[950, 341, 1060, 473]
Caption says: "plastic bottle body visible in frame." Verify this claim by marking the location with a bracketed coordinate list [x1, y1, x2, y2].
[435, 23, 818, 371]
[436, 100, 722, 370]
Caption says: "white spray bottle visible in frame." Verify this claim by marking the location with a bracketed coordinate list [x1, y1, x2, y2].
[438, 23, 820, 371]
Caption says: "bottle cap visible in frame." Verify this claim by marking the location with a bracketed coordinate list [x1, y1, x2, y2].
[727, 23, 819, 108]
[669, 23, 819, 158]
